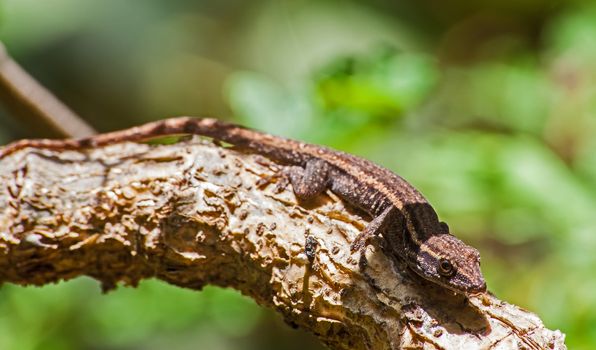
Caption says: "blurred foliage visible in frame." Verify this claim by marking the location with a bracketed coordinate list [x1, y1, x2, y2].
[1, 0, 596, 349]
[315, 49, 438, 118]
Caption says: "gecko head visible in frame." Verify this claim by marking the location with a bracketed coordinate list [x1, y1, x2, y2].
[410, 233, 486, 295]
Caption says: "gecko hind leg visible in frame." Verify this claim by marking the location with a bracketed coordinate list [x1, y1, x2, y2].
[285, 159, 330, 201]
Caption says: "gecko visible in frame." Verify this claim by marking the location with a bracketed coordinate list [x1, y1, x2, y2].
[0, 117, 487, 295]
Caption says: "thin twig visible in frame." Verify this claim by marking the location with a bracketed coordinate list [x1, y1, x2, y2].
[0, 41, 95, 138]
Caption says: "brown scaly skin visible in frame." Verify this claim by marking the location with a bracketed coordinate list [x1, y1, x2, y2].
[0, 117, 487, 295]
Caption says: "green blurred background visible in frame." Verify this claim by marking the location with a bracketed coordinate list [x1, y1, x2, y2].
[0, 0, 595, 349]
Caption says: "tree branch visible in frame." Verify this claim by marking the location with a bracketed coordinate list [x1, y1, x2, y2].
[0, 138, 566, 349]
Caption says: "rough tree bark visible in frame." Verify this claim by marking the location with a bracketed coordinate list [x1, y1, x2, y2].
[0, 137, 566, 349]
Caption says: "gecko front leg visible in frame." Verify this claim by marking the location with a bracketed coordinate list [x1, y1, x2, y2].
[350, 205, 396, 253]
[285, 160, 397, 259]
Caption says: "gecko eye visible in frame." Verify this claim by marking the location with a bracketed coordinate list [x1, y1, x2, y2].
[438, 259, 455, 277]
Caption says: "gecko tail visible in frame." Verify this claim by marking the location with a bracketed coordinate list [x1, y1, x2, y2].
[0, 117, 306, 165]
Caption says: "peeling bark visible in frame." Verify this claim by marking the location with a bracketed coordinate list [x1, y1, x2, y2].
[0, 138, 567, 349]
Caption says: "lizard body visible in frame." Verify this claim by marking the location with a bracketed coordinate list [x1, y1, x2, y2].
[0, 117, 486, 294]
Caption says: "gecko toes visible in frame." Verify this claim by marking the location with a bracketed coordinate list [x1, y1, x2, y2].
[350, 240, 364, 253]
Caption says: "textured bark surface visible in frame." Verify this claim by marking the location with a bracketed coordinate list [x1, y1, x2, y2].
[0, 138, 566, 349]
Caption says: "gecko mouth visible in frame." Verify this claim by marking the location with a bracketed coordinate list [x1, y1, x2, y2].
[416, 268, 487, 295]
[467, 281, 487, 295]
[446, 279, 487, 295]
